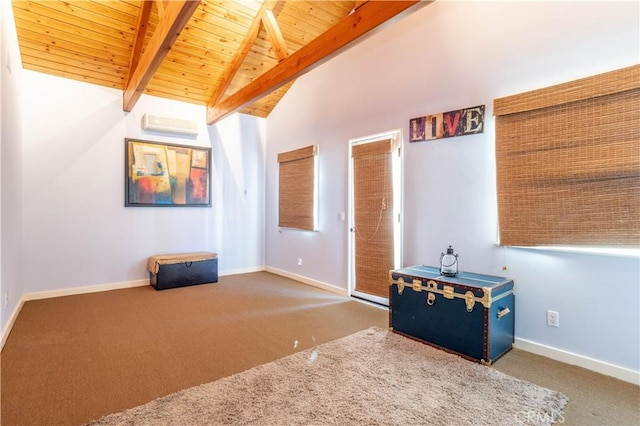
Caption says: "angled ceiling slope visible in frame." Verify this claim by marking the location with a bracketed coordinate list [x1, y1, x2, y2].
[12, 0, 428, 124]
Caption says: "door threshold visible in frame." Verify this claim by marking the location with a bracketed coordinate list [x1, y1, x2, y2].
[351, 294, 388, 309]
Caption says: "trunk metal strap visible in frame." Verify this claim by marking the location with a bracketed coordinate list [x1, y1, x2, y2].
[389, 276, 513, 309]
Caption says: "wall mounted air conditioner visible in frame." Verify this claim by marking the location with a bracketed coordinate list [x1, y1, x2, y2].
[141, 114, 199, 136]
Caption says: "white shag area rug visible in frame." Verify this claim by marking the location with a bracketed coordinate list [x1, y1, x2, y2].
[87, 326, 568, 425]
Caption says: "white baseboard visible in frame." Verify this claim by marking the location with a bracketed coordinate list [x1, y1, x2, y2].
[219, 266, 265, 276]
[24, 279, 149, 302]
[265, 266, 348, 296]
[515, 337, 639, 386]
[1, 295, 25, 351]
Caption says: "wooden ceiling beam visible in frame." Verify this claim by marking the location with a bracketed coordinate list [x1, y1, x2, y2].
[206, 1, 430, 124]
[156, 0, 166, 17]
[123, 0, 200, 112]
[125, 0, 153, 86]
[262, 9, 289, 62]
[354, 1, 370, 12]
[207, 1, 279, 108]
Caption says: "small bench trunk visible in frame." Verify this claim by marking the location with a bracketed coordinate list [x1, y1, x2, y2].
[147, 252, 218, 290]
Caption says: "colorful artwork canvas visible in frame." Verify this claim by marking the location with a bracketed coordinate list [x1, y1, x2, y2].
[125, 139, 211, 207]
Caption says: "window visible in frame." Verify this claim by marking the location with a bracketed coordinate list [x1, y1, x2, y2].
[277, 145, 318, 230]
[494, 65, 639, 248]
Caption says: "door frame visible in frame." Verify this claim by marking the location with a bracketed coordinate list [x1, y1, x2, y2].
[348, 129, 403, 305]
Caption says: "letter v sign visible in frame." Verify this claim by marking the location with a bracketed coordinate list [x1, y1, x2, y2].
[443, 110, 463, 137]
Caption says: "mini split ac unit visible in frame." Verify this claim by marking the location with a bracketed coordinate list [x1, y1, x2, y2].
[141, 113, 199, 136]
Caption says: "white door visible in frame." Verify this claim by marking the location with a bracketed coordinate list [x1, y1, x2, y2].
[349, 130, 402, 305]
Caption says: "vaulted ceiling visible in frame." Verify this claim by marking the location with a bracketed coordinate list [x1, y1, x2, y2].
[11, 0, 428, 124]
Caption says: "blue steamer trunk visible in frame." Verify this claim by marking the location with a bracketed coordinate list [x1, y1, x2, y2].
[389, 265, 514, 365]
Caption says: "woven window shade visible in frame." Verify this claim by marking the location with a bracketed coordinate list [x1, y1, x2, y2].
[494, 65, 640, 247]
[352, 139, 394, 298]
[277, 145, 317, 230]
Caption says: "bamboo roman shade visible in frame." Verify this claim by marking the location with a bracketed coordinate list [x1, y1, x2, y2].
[277, 145, 318, 230]
[494, 65, 640, 247]
[352, 139, 395, 298]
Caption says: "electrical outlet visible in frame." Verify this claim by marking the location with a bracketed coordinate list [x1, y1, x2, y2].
[297, 258, 303, 267]
[4, 290, 9, 308]
[547, 310, 559, 327]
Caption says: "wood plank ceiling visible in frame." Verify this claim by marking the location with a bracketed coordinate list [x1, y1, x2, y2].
[11, 1, 427, 124]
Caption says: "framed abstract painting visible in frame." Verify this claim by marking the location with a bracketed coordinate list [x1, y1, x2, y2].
[125, 138, 211, 207]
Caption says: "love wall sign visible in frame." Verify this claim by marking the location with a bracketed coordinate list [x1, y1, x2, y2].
[409, 105, 485, 143]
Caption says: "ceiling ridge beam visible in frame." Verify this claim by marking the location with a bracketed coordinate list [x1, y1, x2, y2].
[207, 0, 279, 108]
[123, 0, 200, 112]
[206, 1, 430, 125]
[125, 0, 153, 86]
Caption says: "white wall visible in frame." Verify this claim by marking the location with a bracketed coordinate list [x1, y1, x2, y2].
[209, 113, 266, 273]
[20, 71, 265, 294]
[1, 0, 24, 337]
[266, 1, 639, 376]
